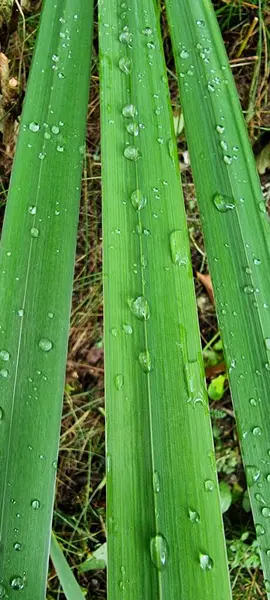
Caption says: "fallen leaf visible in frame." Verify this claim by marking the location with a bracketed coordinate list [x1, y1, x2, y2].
[196, 271, 214, 303]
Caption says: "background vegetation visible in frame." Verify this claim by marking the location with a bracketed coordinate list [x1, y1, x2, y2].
[0, 0, 269, 598]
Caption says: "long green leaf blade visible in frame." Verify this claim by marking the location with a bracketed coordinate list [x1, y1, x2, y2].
[165, 0, 270, 590]
[50, 533, 86, 600]
[0, 2, 93, 597]
[99, 0, 231, 598]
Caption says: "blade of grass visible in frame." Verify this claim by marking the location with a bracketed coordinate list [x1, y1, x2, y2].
[0, 1, 93, 598]
[99, 0, 232, 598]
[50, 533, 86, 600]
[165, 0, 270, 592]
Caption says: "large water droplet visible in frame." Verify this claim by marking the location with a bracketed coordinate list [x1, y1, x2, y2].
[0, 349, 10, 361]
[199, 553, 213, 570]
[124, 146, 141, 161]
[213, 193, 235, 213]
[180, 49, 189, 59]
[126, 122, 139, 136]
[38, 338, 53, 352]
[150, 534, 168, 570]
[28, 206, 37, 215]
[51, 125, 60, 135]
[139, 350, 152, 373]
[0, 368, 8, 379]
[142, 27, 152, 36]
[122, 104, 138, 118]
[13, 542, 22, 551]
[262, 507, 270, 518]
[216, 125, 225, 134]
[131, 189, 147, 211]
[31, 499, 41, 510]
[115, 374, 124, 390]
[255, 493, 266, 505]
[223, 155, 233, 165]
[129, 296, 150, 320]
[119, 27, 132, 45]
[255, 523, 265, 535]
[244, 285, 254, 294]
[10, 576, 25, 590]
[122, 324, 133, 335]
[118, 57, 132, 74]
[196, 20, 205, 27]
[188, 508, 200, 523]
[169, 230, 187, 266]
[252, 426, 262, 436]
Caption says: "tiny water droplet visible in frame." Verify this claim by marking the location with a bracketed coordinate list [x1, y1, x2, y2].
[28, 206, 37, 215]
[115, 374, 124, 390]
[126, 122, 139, 136]
[57, 145, 64, 152]
[48, 312, 54, 319]
[38, 152, 46, 160]
[180, 49, 189, 59]
[189, 508, 200, 523]
[153, 470, 160, 493]
[220, 140, 228, 151]
[10, 576, 25, 590]
[139, 350, 152, 373]
[122, 104, 138, 118]
[129, 296, 150, 320]
[150, 534, 168, 570]
[52, 460, 58, 470]
[118, 57, 132, 74]
[262, 507, 270, 518]
[38, 338, 53, 352]
[31, 499, 41, 510]
[29, 122, 40, 132]
[142, 27, 152, 36]
[0, 349, 10, 361]
[244, 285, 254, 294]
[216, 125, 225, 134]
[31, 227, 39, 238]
[253, 258, 261, 265]
[213, 193, 235, 212]
[124, 146, 141, 161]
[249, 398, 257, 407]
[199, 553, 213, 570]
[255, 493, 266, 505]
[131, 189, 147, 210]
[204, 479, 214, 492]
[264, 338, 270, 351]
[259, 201, 266, 213]
[196, 20, 205, 27]
[51, 125, 60, 134]
[223, 155, 233, 165]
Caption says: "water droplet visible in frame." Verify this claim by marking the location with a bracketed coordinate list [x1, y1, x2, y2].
[122, 104, 138, 118]
[39, 152, 46, 160]
[199, 553, 213, 570]
[255, 522, 265, 536]
[196, 20, 205, 27]
[31, 227, 39, 238]
[0, 368, 8, 378]
[57, 72, 64, 79]
[216, 125, 225, 134]
[13, 542, 22, 551]
[126, 122, 139, 136]
[153, 470, 160, 493]
[150, 534, 168, 570]
[48, 312, 54, 319]
[128, 296, 150, 320]
[115, 374, 124, 390]
[119, 28, 132, 45]
[189, 508, 200, 523]
[142, 27, 152, 36]
[204, 479, 214, 492]
[244, 285, 254, 294]
[259, 201, 266, 213]
[52, 54, 59, 62]
[51, 125, 60, 134]
[38, 338, 53, 352]
[223, 155, 233, 165]
[122, 324, 133, 335]
[31, 499, 40, 510]
[118, 57, 132, 74]
[262, 507, 270, 518]
[249, 398, 257, 407]
[131, 189, 147, 210]
[265, 363, 270, 371]
[169, 230, 186, 266]
[265, 580, 270, 592]
[0, 349, 10, 361]
[124, 146, 141, 161]
[220, 140, 228, 151]
[57, 145, 64, 152]
[255, 493, 266, 504]
[180, 49, 189, 59]
[213, 193, 235, 213]
[10, 576, 25, 590]
[139, 350, 152, 373]
[29, 122, 39, 132]
[252, 426, 262, 436]
[253, 258, 261, 265]
[28, 206, 37, 215]
[264, 338, 270, 351]
[52, 460, 58, 470]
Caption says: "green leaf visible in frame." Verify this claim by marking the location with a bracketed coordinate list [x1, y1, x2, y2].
[99, 0, 231, 598]
[50, 533, 86, 600]
[219, 481, 232, 514]
[208, 374, 226, 401]
[78, 543, 107, 572]
[165, 0, 270, 587]
[0, 1, 93, 598]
